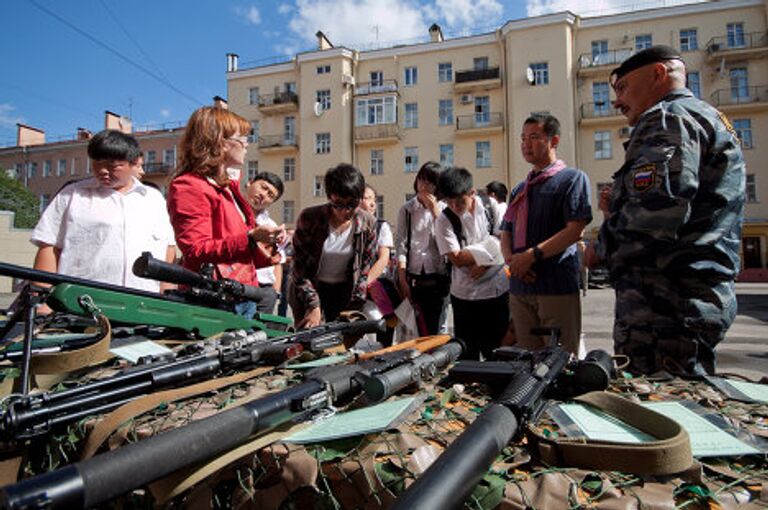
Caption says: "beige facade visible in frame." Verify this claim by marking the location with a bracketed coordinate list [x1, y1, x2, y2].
[0, 211, 36, 292]
[227, 0, 768, 273]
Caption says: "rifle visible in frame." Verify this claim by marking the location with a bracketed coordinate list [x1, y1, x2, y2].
[0, 318, 386, 441]
[392, 345, 613, 510]
[0, 261, 291, 339]
[0, 340, 463, 510]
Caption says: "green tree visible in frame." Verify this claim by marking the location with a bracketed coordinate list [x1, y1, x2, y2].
[0, 172, 40, 228]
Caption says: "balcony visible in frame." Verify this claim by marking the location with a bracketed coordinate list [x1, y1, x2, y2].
[580, 102, 624, 125]
[143, 162, 174, 175]
[258, 135, 298, 153]
[354, 123, 400, 145]
[706, 32, 768, 62]
[354, 79, 398, 96]
[708, 86, 768, 113]
[258, 92, 299, 115]
[577, 48, 633, 77]
[454, 67, 501, 93]
[455, 112, 503, 136]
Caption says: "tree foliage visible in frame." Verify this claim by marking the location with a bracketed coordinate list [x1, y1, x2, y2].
[0, 172, 40, 228]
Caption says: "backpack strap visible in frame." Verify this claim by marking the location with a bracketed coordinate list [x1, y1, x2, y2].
[477, 193, 496, 236]
[405, 208, 412, 272]
[442, 208, 466, 248]
[527, 391, 693, 476]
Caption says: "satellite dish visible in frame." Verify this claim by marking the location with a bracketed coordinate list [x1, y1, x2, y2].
[313, 102, 324, 117]
[525, 66, 535, 85]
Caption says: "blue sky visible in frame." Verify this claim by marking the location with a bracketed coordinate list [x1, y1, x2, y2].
[0, 0, 703, 147]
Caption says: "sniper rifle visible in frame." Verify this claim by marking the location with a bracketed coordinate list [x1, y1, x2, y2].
[0, 339, 463, 509]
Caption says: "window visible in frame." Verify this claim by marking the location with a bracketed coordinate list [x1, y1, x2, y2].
[316, 64, 331, 74]
[376, 195, 385, 219]
[635, 34, 652, 50]
[247, 161, 259, 181]
[39, 194, 50, 213]
[27, 162, 37, 178]
[404, 147, 419, 173]
[473, 57, 489, 70]
[404, 103, 418, 128]
[680, 29, 698, 51]
[591, 40, 608, 60]
[438, 62, 453, 82]
[283, 157, 295, 181]
[438, 99, 453, 126]
[404, 66, 418, 86]
[313, 176, 324, 197]
[13, 162, 22, 179]
[594, 131, 612, 159]
[474, 96, 490, 125]
[727, 22, 745, 48]
[42, 160, 51, 178]
[316, 89, 331, 111]
[530, 62, 549, 85]
[356, 96, 397, 125]
[687, 72, 701, 98]
[57, 159, 66, 176]
[730, 68, 749, 100]
[370, 70, 383, 87]
[163, 148, 176, 167]
[439, 144, 454, 166]
[284, 117, 295, 144]
[593, 82, 610, 115]
[733, 119, 753, 148]
[248, 121, 259, 143]
[370, 149, 384, 175]
[146, 150, 156, 165]
[746, 174, 757, 203]
[284, 82, 296, 94]
[315, 133, 331, 154]
[248, 87, 260, 105]
[476, 141, 491, 168]
[283, 200, 295, 223]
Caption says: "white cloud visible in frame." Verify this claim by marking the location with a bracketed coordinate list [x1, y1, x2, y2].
[0, 104, 24, 129]
[234, 5, 262, 25]
[434, 0, 503, 29]
[526, 0, 706, 17]
[160, 108, 171, 118]
[278, 3, 293, 14]
[288, 0, 428, 48]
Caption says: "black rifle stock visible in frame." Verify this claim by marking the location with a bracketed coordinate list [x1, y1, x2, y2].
[392, 347, 612, 510]
[0, 341, 463, 510]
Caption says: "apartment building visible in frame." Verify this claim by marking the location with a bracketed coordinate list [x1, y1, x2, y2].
[227, 0, 768, 274]
[0, 111, 184, 207]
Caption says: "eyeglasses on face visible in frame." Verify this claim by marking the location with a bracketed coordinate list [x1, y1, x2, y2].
[228, 136, 249, 148]
[329, 199, 359, 210]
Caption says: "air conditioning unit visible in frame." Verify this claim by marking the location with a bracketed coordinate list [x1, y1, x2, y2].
[459, 94, 473, 104]
[618, 126, 631, 138]
[341, 74, 355, 86]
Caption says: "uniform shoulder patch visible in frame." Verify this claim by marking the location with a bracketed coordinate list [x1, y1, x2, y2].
[632, 164, 656, 192]
[716, 110, 738, 137]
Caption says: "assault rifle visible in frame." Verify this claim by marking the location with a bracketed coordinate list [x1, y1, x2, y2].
[0, 318, 386, 441]
[0, 261, 291, 339]
[0, 340, 463, 510]
[392, 345, 613, 510]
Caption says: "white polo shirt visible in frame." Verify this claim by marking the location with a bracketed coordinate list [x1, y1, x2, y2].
[31, 177, 175, 292]
[254, 209, 286, 286]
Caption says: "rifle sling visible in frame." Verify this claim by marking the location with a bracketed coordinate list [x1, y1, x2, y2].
[81, 365, 274, 460]
[30, 315, 113, 375]
[528, 391, 693, 476]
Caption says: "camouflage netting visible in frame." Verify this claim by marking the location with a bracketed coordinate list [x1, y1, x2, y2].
[7, 363, 765, 510]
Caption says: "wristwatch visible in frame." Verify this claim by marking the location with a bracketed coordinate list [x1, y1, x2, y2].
[532, 246, 544, 262]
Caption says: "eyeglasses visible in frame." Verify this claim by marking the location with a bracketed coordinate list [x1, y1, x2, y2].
[329, 199, 359, 211]
[228, 136, 249, 148]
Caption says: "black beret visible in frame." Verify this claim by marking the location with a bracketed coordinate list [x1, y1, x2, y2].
[610, 45, 684, 82]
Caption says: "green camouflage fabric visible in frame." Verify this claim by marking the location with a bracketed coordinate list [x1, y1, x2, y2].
[596, 88, 745, 375]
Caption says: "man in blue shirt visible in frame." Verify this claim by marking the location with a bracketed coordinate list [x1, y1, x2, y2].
[501, 114, 592, 354]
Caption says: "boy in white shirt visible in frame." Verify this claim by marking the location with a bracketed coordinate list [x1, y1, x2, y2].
[31, 129, 176, 293]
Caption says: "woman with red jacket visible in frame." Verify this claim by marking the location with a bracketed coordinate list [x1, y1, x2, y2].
[167, 107, 283, 315]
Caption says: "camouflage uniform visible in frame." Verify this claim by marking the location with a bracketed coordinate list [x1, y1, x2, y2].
[597, 88, 745, 374]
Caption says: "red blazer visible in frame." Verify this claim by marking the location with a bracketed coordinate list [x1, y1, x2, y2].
[167, 172, 271, 285]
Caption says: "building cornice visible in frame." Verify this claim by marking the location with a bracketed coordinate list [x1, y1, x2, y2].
[228, 61, 295, 79]
[358, 33, 498, 60]
[500, 11, 577, 35]
[579, 0, 763, 28]
[297, 47, 355, 63]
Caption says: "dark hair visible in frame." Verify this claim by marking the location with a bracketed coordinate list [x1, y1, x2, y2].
[413, 161, 442, 192]
[87, 130, 141, 163]
[523, 113, 561, 139]
[485, 181, 508, 203]
[438, 166, 473, 199]
[252, 171, 284, 199]
[324, 163, 365, 200]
